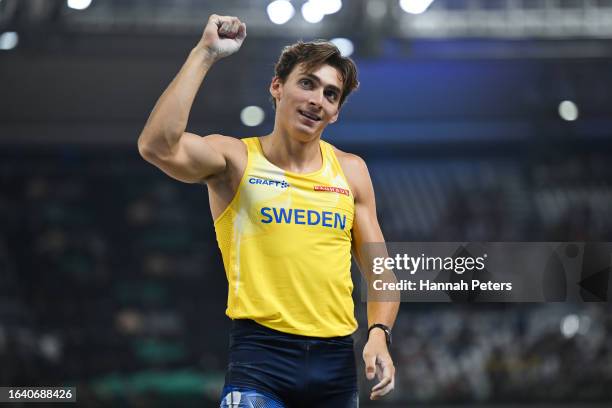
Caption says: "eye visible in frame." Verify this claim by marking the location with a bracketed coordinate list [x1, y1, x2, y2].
[299, 78, 313, 88]
[325, 90, 339, 101]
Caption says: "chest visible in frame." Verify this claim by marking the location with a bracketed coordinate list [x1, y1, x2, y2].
[242, 170, 352, 210]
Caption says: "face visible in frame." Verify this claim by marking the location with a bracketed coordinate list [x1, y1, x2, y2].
[270, 63, 343, 141]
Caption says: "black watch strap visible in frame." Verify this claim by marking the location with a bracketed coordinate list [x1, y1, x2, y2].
[367, 323, 392, 346]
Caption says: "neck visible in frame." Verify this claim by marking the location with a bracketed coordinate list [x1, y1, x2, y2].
[261, 125, 322, 174]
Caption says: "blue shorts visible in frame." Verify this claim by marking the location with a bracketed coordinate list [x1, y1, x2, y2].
[219, 319, 359, 408]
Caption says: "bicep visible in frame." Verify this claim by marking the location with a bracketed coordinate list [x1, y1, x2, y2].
[142, 132, 228, 184]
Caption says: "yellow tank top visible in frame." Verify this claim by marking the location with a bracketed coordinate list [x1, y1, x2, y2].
[213, 136, 357, 337]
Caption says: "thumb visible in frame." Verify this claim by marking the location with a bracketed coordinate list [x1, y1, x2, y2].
[205, 14, 222, 34]
[236, 23, 247, 41]
[364, 354, 376, 380]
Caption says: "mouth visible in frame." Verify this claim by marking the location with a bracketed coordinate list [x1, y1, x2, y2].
[298, 109, 322, 122]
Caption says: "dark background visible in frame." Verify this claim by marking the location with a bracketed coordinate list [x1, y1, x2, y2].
[1, 0, 611, 406]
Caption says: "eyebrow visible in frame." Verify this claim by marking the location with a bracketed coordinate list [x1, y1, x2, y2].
[303, 73, 342, 95]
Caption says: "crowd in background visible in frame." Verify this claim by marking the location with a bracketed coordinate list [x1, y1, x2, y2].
[1, 147, 611, 406]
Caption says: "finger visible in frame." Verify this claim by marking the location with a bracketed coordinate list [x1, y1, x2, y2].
[229, 19, 240, 35]
[371, 375, 391, 392]
[237, 22, 247, 40]
[363, 353, 376, 380]
[220, 19, 241, 39]
[370, 379, 394, 400]
[219, 21, 231, 36]
[230, 19, 241, 38]
[371, 361, 395, 399]
[371, 359, 393, 391]
[208, 14, 222, 27]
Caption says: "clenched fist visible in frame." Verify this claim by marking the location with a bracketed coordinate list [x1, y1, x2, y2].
[198, 14, 247, 61]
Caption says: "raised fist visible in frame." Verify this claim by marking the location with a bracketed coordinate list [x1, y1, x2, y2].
[199, 14, 247, 60]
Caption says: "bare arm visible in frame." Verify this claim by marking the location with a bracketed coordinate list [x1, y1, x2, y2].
[350, 157, 399, 331]
[137, 15, 246, 183]
[344, 153, 399, 400]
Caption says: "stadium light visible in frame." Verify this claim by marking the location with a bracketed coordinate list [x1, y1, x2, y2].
[67, 0, 93, 11]
[302, 1, 325, 24]
[267, 0, 295, 25]
[561, 314, 580, 338]
[331, 38, 354, 57]
[310, 0, 342, 15]
[399, 0, 435, 15]
[558, 100, 579, 121]
[0, 32, 18, 50]
[241, 106, 265, 127]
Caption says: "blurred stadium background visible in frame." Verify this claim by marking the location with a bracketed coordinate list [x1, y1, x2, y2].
[1, 0, 612, 406]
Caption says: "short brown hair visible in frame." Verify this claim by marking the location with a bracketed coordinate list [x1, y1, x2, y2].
[272, 40, 359, 109]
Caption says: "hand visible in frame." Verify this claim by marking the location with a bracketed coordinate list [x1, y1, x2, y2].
[363, 331, 395, 400]
[198, 14, 247, 61]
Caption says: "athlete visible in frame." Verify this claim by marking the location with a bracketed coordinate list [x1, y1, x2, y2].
[137, 14, 399, 407]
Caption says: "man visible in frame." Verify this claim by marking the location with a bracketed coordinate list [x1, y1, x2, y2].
[137, 14, 398, 408]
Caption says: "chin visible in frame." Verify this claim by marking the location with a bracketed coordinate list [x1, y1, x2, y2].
[292, 125, 322, 142]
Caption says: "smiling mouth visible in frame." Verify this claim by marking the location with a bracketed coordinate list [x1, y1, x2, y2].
[298, 110, 321, 122]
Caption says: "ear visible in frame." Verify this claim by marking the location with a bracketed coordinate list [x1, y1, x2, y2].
[269, 76, 282, 104]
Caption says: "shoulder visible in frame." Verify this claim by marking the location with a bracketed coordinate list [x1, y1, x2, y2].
[330, 144, 362, 164]
[330, 144, 371, 201]
[332, 145, 368, 176]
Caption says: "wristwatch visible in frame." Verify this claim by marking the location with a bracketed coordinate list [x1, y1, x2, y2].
[367, 323, 392, 346]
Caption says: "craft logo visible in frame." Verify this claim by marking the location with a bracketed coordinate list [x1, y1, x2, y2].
[249, 177, 290, 189]
[314, 185, 350, 196]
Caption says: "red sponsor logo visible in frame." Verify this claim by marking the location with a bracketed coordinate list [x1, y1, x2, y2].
[314, 185, 350, 196]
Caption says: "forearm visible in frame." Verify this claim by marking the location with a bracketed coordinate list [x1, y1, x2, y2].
[138, 45, 216, 157]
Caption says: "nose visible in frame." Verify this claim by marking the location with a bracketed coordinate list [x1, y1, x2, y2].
[308, 89, 324, 108]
